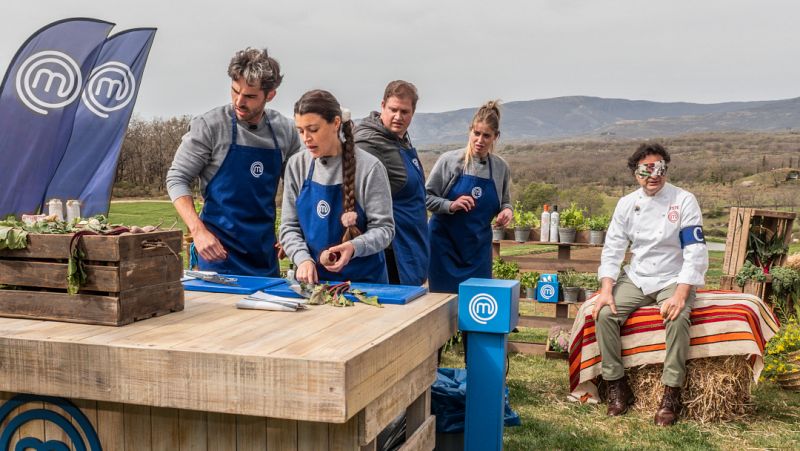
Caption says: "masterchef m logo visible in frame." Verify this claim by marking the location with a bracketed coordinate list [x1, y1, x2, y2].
[468, 293, 498, 325]
[81, 61, 137, 118]
[15, 50, 82, 115]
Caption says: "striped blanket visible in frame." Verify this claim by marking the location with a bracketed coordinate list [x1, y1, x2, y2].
[568, 290, 780, 403]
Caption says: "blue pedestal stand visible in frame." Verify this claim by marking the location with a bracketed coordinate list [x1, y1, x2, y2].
[458, 278, 519, 451]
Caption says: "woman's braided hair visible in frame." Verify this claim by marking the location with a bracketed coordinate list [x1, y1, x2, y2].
[294, 90, 361, 242]
[339, 118, 360, 241]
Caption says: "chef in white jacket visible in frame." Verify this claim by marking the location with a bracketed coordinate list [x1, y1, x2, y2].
[592, 143, 708, 427]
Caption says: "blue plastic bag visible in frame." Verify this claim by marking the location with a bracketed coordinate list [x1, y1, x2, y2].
[431, 368, 521, 433]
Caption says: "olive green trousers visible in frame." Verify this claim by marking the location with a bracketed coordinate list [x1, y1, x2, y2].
[594, 273, 695, 388]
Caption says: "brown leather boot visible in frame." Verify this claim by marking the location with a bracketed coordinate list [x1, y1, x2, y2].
[654, 385, 682, 426]
[606, 376, 635, 416]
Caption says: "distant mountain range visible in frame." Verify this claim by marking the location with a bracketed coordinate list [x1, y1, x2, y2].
[406, 95, 800, 146]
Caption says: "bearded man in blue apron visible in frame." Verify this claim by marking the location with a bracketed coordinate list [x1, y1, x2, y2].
[426, 101, 513, 294]
[354, 81, 429, 286]
[167, 48, 301, 276]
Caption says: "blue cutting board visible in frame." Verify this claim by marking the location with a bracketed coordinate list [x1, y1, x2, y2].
[183, 276, 285, 295]
[264, 281, 427, 305]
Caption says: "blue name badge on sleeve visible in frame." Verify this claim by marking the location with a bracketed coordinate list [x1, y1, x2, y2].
[679, 225, 705, 248]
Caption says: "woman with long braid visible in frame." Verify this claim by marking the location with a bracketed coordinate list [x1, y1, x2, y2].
[426, 100, 513, 293]
[280, 90, 394, 284]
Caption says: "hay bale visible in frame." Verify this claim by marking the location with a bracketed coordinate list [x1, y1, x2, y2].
[786, 253, 800, 271]
[626, 356, 753, 423]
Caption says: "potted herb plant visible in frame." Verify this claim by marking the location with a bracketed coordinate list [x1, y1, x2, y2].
[492, 219, 506, 242]
[586, 214, 611, 245]
[558, 203, 585, 244]
[513, 204, 538, 242]
[492, 257, 520, 281]
[579, 272, 600, 301]
[519, 271, 540, 299]
[559, 269, 581, 303]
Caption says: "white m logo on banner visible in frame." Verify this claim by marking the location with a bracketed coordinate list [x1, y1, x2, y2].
[15, 50, 82, 115]
[81, 61, 137, 118]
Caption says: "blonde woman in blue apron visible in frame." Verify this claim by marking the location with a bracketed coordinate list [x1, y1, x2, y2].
[426, 101, 513, 293]
[280, 90, 395, 284]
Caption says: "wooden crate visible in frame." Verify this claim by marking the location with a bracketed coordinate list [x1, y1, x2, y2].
[719, 274, 772, 300]
[0, 230, 184, 326]
[722, 207, 796, 277]
[545, 340, 569, 360]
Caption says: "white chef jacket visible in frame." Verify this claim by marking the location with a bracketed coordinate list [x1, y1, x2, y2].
[598, 183, 708, 295]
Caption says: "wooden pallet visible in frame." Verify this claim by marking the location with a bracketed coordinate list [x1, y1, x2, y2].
[0, 230, 184, 326]
[722, 207, 795, 277]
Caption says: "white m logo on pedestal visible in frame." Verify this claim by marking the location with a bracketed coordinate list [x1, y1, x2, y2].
[468, 293, 498, 325]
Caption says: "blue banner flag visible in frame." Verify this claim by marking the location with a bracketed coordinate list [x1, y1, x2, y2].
[44, 28, 157, 217]
[0, 18, 114, 217]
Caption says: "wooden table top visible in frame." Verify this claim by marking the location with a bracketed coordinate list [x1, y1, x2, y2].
[0, 290, 457, 423]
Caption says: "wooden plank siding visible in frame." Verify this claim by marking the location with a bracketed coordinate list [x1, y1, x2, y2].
[0, 387, 436, 451]
[0, 291, 453, 450]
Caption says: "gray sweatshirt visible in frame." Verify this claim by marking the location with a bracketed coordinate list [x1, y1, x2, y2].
[425, 149, 513, 215]
[166, 104, 302, 200]
[354, 111, 416, 195]
[279, 148, 395, 267]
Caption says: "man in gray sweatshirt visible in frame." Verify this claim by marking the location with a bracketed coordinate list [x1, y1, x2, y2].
[354, 81, 429, 286]
[165, 48, 301, 276]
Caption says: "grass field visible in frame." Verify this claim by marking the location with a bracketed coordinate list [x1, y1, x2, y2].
[440, 349, 800, 450]
[109, 201, 800, 450]
[108, 200, 188, 231]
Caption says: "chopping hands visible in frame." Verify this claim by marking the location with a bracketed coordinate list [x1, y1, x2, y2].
[295, 242, 357, 285]
[296, 260, 318, 284]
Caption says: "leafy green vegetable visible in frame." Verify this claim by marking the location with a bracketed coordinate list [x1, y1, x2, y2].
[301, 282, 381, 308]
[67, 243, 87, 295]
[0, 225, 28, 250]
[735, 260, 768, 287]
[1, 214, 133, 295]
[746, 223, 788, 273]
[308, 283, 331, 305]
[350, 289, 382, 308]
[332, 294, 354, 307]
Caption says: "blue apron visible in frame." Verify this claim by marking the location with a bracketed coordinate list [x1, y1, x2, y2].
[389, 146, 429, 286]
[296, 158, 389, 284]
[198, 113, 282, 276]
[428, 157, 500, 293]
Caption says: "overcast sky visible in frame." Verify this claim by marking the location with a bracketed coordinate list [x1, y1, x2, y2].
[2, 1, 799, 120]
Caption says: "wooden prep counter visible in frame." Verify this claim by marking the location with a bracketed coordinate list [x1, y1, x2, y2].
[0, 290, 457, 450]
